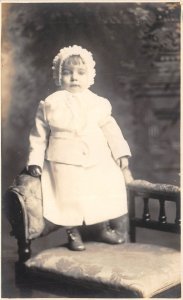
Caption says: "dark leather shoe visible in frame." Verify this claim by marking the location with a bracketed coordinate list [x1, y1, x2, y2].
[98, 221, 125, 244]
[67, 228, 85, 251]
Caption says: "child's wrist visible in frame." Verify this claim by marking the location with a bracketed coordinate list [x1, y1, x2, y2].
[122, 168, 134, 184]
[116, 156, 129, 170]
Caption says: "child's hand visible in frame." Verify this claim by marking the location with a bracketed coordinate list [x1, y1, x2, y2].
[116, 157, 133, 184]
[27, 165, 42, 177]
[122, 168, 134, 184]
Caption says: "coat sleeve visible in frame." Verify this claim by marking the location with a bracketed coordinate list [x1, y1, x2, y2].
[99, 99, 131, 160]
[27, 101, 50, 169]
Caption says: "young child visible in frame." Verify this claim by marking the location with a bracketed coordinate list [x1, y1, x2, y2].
[26, 45, 132, 251]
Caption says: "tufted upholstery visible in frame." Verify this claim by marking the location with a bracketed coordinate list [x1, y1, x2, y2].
[7, 173, 45, 239]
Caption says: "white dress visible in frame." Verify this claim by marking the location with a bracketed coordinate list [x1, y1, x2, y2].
[27, 89, 131, 226]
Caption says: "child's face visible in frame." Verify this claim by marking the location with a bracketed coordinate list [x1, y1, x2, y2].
[61, 61, 89, 93]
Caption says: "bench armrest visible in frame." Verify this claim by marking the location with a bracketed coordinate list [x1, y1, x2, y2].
[127, 180, 181, 242]
[4, 173, 45, 240]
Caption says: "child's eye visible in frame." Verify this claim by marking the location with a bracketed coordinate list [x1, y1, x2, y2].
[78, 70, 86, 75]
[62, 70, 71, 76]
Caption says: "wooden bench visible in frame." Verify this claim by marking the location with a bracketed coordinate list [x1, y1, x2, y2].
[4, 173, 181, 298]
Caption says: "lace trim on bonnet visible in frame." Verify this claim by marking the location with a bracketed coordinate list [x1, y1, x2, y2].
[52, 45, 96, 88]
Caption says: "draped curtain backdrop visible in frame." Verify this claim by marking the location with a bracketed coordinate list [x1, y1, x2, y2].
[2, 2, 180, 194]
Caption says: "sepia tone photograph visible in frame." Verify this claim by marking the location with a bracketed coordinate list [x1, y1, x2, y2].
[1, 1, 181, 298]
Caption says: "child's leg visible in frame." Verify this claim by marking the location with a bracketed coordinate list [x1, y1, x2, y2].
[97, 220, 124, 244]
[66, 226, 85, 251]
[110, 214, 129, 243]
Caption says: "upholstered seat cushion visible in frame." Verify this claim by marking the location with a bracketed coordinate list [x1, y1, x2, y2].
[25, 242, 180, 298]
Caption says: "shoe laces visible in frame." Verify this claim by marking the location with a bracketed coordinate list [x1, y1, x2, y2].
[67, 230, 77, 241]
[106, 224, 115, 233]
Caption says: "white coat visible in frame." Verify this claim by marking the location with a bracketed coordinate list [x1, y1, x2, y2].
[27, 89, 131, 226]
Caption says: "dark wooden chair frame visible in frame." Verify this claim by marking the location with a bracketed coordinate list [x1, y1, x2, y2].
[128, 181, 181, 242]
[4, 179, 181, 298]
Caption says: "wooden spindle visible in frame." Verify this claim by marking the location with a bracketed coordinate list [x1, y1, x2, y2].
[17, 239, 31, 262]
[143, 197, 150, 221]
[159, 200, 167, 224]
[175, 196, 181, 226]
[128, 190, 136, 242]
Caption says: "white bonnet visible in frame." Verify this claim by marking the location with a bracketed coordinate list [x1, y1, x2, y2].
[52, 45, 96, 88]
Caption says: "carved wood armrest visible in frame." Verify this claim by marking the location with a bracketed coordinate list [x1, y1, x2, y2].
[127, 180, 181, 242]
[4, 189, 31, 262]
[4, 172, 59, 262]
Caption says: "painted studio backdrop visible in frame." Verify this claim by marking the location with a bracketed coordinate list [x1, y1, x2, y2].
[2, 3, 180, 193]
[1, 2, 180, 297]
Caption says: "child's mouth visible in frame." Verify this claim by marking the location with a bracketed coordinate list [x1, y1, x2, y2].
[71, 84, 80, 87]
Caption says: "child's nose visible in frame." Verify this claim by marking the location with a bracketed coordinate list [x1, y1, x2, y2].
[71, 72, 78, 81]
